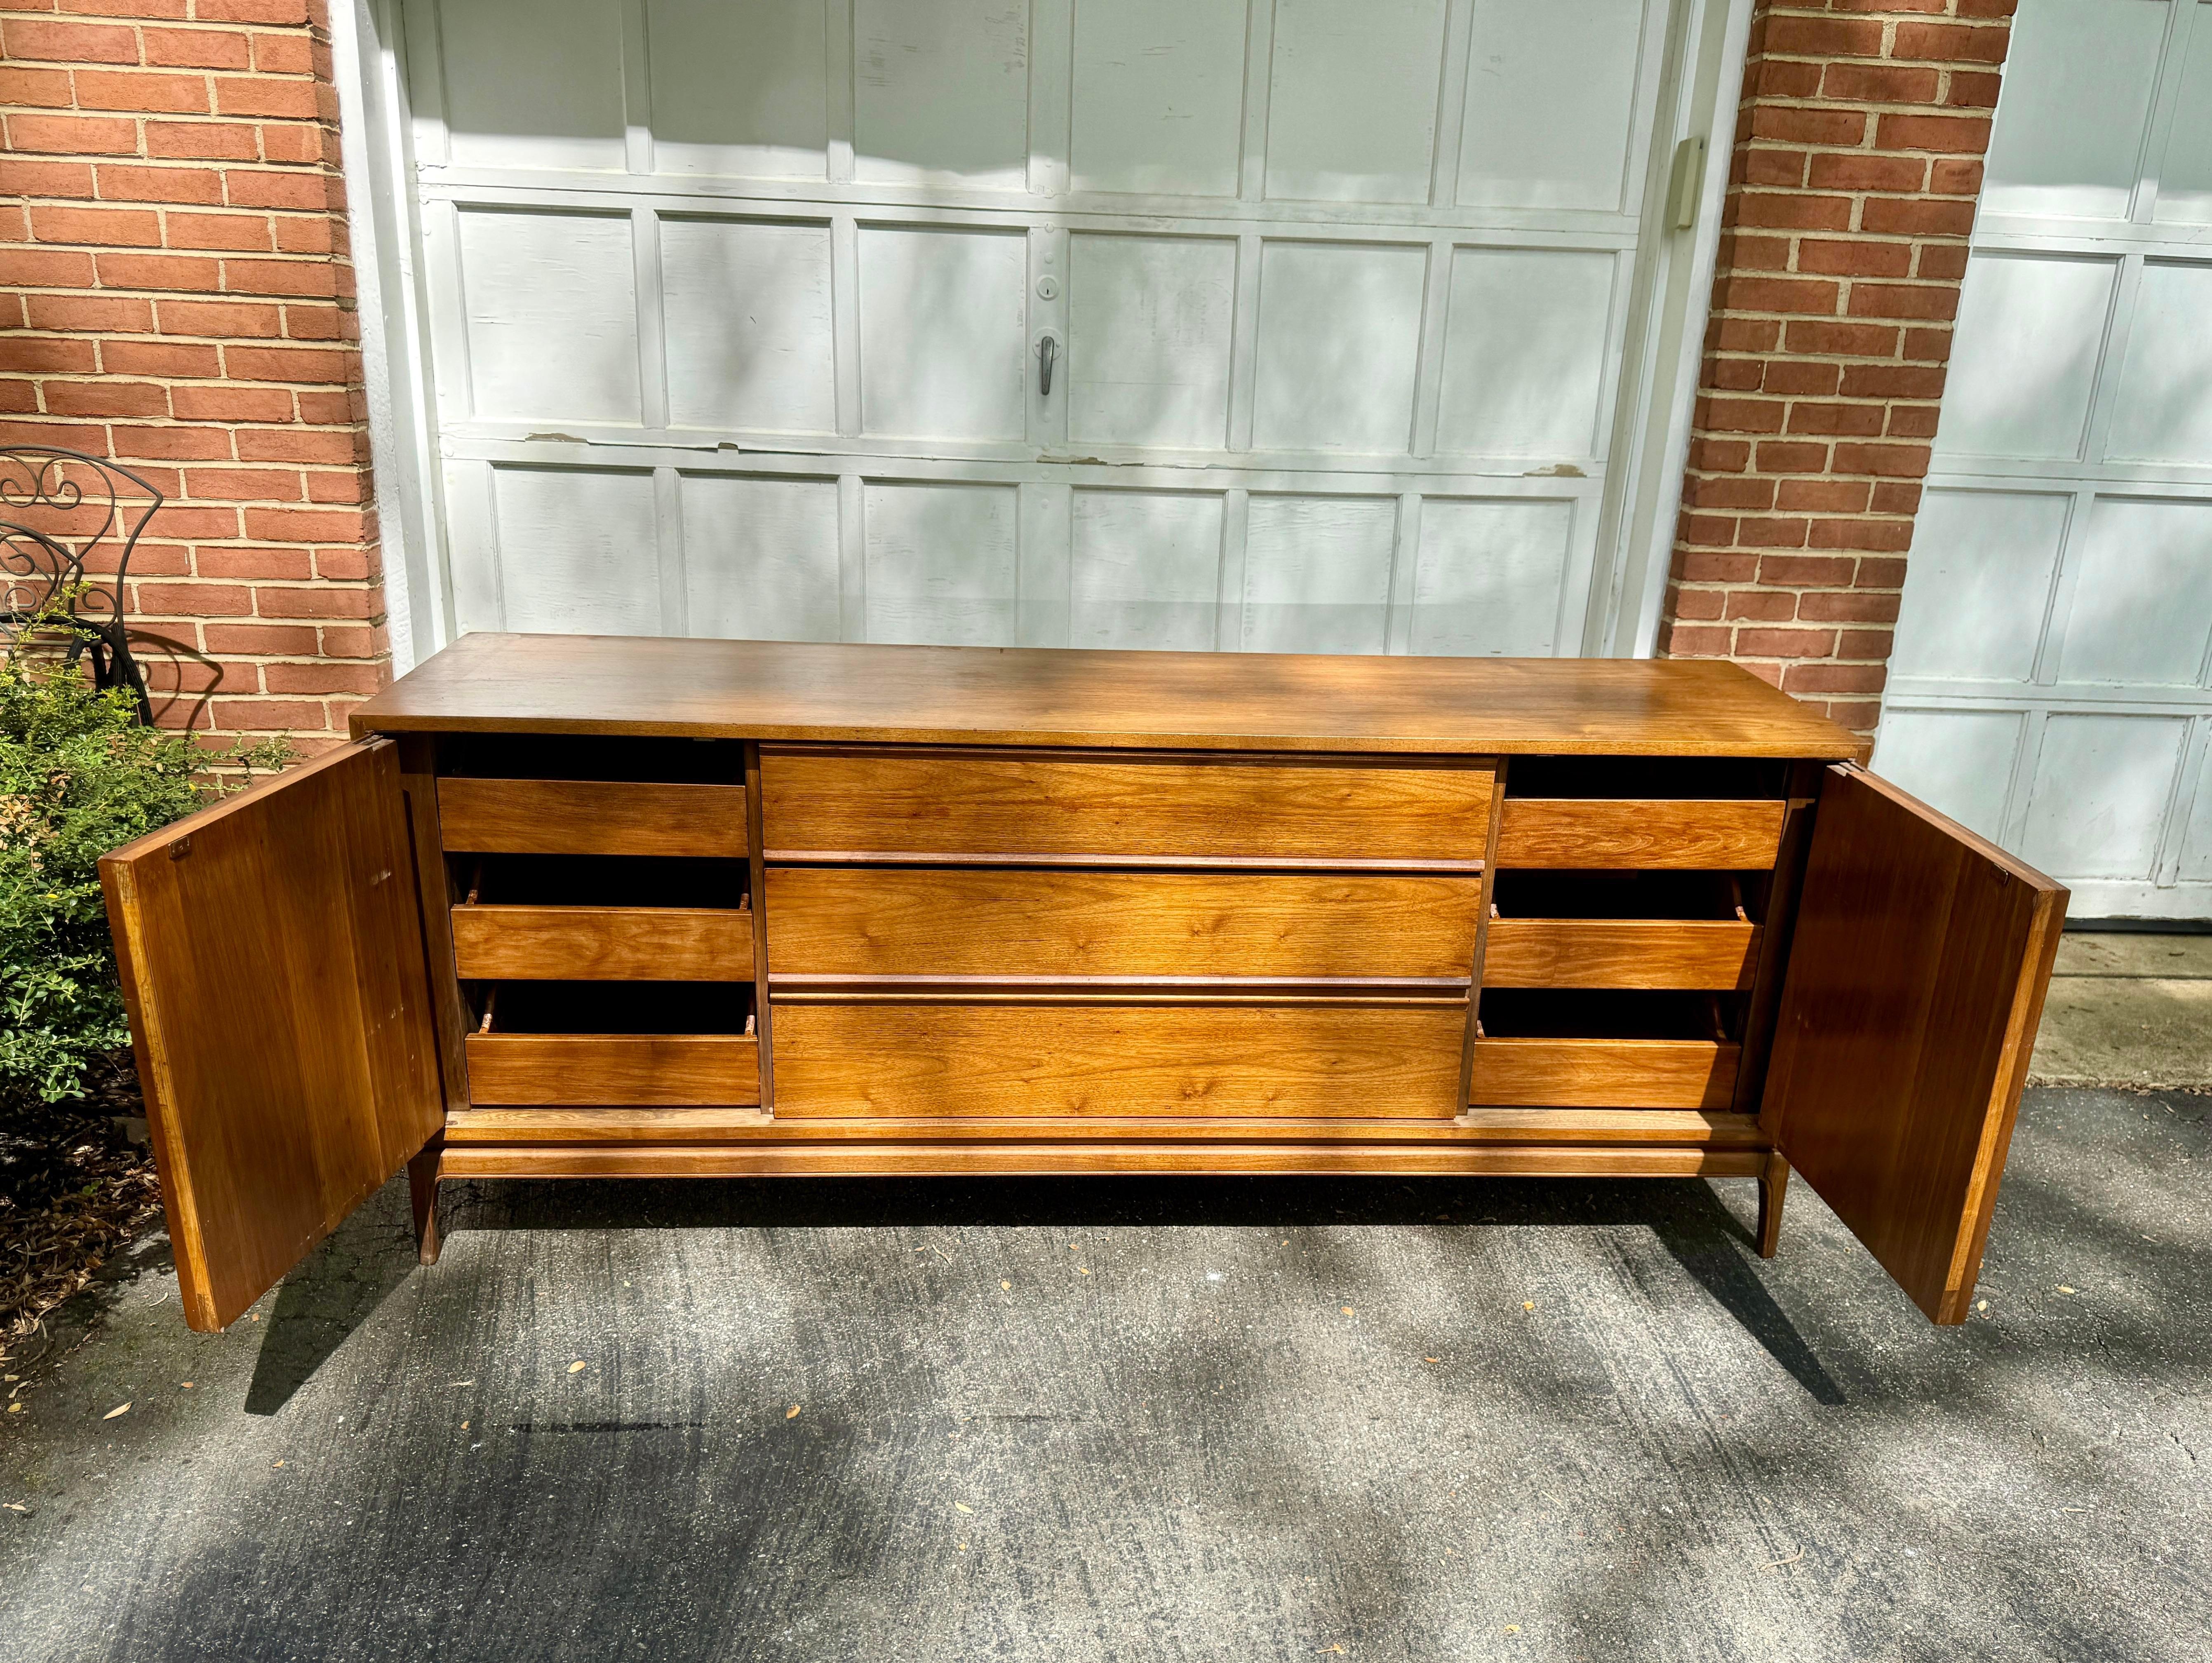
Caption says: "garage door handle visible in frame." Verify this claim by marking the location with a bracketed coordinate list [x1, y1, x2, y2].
[1037, 334, 1058, 398]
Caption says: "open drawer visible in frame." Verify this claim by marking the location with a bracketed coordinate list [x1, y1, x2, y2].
[449, 855, 753, 982]
[1466, 990, 1739, 1109]
[463, 981, 760, 1106]
[1482, 870, 1759, 991]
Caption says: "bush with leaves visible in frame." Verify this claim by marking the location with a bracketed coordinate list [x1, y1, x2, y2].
[1, 610, 286, 1113]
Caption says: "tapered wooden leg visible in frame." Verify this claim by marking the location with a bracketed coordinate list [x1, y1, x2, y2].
[1756, 1150, 1790, 1260]
[409, 1140, 444, 1266]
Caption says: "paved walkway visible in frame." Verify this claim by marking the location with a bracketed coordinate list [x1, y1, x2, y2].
[2031, 932, 2212, 1088]
[2, 1073, 2207, 1660]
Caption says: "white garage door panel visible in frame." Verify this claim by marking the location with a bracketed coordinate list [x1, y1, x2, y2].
[407, 0, 1688, 687]
[1879, 0, 2212, 916]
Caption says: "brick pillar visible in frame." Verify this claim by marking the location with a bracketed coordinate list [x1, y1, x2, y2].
[0, 0, 381, 754]
[1658, 0, 2014, 733]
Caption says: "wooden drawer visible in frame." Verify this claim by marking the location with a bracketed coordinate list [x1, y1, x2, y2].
[761, 746, 1492, 867]
[438, 777, 748, 858]
[765, 868, 1481, 982]
[1481, 920, 1757, 991]
[451, 905, 754, 982]
[463, 1034, 760, 1106]
[1465, 1038, 1739, 1109]
[1494, 799, 1783, 869]
[771, 999, 1467, 1118]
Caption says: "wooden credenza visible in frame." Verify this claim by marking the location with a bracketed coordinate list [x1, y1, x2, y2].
[101, 635, 2066, 1334]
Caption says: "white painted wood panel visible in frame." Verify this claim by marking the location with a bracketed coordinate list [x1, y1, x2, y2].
[863, 481, 1020, 644]
[680, 473, 842, 641]
[853, 0, 1032, 190]
[1251, 241, 1428, 453]
[1068, 489, 1225, 650]
[660, 217, 837, 433]
[456, 209, 641, 422]
[1409, 499, 1575, 655]
[1882, 0, 2212, 916]
[1264, 0, 1449, 204]
[1066, 234, 1237, 449]
[1435, 248, 1617, 457]
[645, 0, 830, 180]
[1241, 495, 1397, 654]
[437, 0, 626, 171]
[489, 467, 662, 634]
[857, 226, 1029, 441]
[1460, 0, 1648, 210]
[1069, 0, 1248, 197]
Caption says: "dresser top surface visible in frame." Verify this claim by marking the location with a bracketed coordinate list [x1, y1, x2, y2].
[351, 633, 1869, 759]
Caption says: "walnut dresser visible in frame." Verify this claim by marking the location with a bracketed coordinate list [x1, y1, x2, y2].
[100, 634, 2066, 1334]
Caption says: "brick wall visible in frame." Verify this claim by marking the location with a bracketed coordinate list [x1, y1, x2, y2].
[1655, 0, 2014, 733]
[0, 0, 380, 755]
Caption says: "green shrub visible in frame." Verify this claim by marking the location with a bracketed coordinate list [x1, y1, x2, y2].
[1, 614, 285, 1111]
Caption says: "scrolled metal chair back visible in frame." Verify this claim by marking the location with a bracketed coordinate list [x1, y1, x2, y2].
[1, 444, 159, 723]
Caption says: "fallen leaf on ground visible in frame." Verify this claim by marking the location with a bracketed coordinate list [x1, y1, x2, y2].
[1078, 1267, 1091, 1275]
[1423, 1357, 1440, 1364]
[273, 1460, 285, 1468]
[786, 1404, 802, 1419]
[180, 1383, 193, 1390]
[1504, 1625, 1521, 1634]
[567, 1361, 587, 1374]
[1001, 1280, 1011, 1290]
[1522, 1301, 1535, 1312]
[6, 1404, 21, 1414]
[102, 1402, 130, 1420]
[2057, 1285, 2076, 1295]
[954, 1502, 973, 1514]
[1341, 1306, 1355, 1316]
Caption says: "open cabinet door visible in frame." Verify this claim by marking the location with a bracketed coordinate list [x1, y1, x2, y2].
[1763, 766, 2066, 1324]
[100, 740, 444, 1331]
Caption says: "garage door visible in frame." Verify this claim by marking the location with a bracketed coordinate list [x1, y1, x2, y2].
[1875, 0, 2212, 920]
[389, 0, 1706, 658]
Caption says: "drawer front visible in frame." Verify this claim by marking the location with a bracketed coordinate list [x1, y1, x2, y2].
[771, 1000, 1467, 1118]
[1494, 800, 1783, 869]
[1465, 1038, 1738, 1109]
[438, 778, 748, 858]
[762, 747, 1492, 865]
[451, 905, 754, 982]
[766, 868, 1481, 982]
[464, 1034, 760, 1106]
[1481, 920, 1758, 991]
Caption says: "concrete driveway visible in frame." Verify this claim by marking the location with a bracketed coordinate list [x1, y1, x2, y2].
[2, 1080, 2207, 1662]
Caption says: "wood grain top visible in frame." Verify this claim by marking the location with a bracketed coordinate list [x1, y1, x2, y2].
[351, 633, 1869, 759]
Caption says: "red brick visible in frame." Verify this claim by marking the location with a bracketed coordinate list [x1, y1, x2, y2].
[1679, 513, 1742, 547]
[222, 256, 335, 296]
[1902, 326, 1954, 362]
[1875, 113, 1993, 154]
[184, 466, 303, 500]
[0, 380, 44, 415]
[271, 214, 334, 255]
[1717, 276, 1841, 315]
[304, 470, 364, 505]
[1676, 552, 1761, 585]
[1687, 438, 1752, 473]
[295, 389, 357, 423]
[1957, 0, 2017, 17]
[256, 122, 331, 166]
[1763, 361, 1841, 398]
[1725, 591, 1798, 622]
[0, 338, 98, 374]
[1743, 148, 1806, 188]
[102, 338, 221, 376]
[242, 505, 369, 541]
[1761, 15, 1886, 56]
[166, 210, 276, 251]
[1860, 196, 1977, 237]
[1683, 475, 1776, 511]
[1830, 443, 1932, 478]
[1857, 557, 1908, 588]
[1738, 517, 1812, 549]
[1819, 63, 1940, 102]
[0, 65, 75, 105]
[317, 624, 390, 660]
[1797, 238, 1913, 278]
[1750, 106, 1869, 147]
[280, 302, 343, 340]
[74, 69, 213, 115]
[157, 296, 283, 336]
[30, 204, 164, 246]
[1810, 517, 1916, 551]
[236, 427, 364, 463]
[0, 246, 98, 287]
[1892, 21, 2011, 63]
[203, 622, 318, 655]
[1700, 397, 1788, 434]
[1776, 479, 1871, 514]
[197, 546, 315, 580]
[254, 584, 376, 620]
[6, 113, 142, 155]
[1781, 662, 1887, 696]
[1780, 319, 1898, 358]
[1752, 441, 1830, 474]
[1662, 624, 1735, 657]
[1839, 364, 1946, 402]
[169, 381, 294, 420]
[93, 162, 225, 204]
[145, 119, 259, 160]
[26, 293, 153, 331]
[1946, 71, 2003, 110]
[1733, 192, 1855, 232]
[1748, 58, 1822, 99]
[143, 26, 253, 68]
[1709, 317, 1780, 353]
[1735, 627, 1837, 659]
[1757, 555, 1856, 588]
[224, 168, 331, 211]
[209, 699, 329, 731]
[213, 75, 317, 119]
[1807, 153, 1927, 193]
[1, 16, 140, 62]
[1915, 244, 1968, 281]
[1787, 402, 1887, 437]
[0, 158, 98, 200]
[1870, 483, 1923, 515]
[96, 250, 223, 289]
[1929, 158, 1984, 195]
[225, 343, 353, 384]
[1671, 588, 1727, 621]
[42, 379, 170, 418]
[249, 30, 312, 74]
[109, 425, 235, 460]
[1797, 590, 1901, 624]
[194, 0, 310, 21]
[135, 581, 253, 616]
[259, 661, 383, 696]
[1847, 282, 1959, 322]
